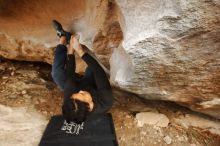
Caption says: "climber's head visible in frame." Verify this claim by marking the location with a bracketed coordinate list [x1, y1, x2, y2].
[62, 90, 94, 124]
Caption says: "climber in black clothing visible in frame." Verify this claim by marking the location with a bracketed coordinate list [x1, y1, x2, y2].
[51, 20, 113, 124]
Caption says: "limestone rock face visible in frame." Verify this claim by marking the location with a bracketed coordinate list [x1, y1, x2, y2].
[0, 0, 86, 64]
[0, 104, 47, 146]
[111, 0, 220, 118]
[0, 0, 122, 70]
[0, 0, 219, 118]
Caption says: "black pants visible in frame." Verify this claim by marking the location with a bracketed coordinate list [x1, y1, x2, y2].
[52, 44, 113, 114]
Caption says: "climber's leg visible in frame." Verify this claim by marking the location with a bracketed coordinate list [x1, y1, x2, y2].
[51, 37, 67, 90]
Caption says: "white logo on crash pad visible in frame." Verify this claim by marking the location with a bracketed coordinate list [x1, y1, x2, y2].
[61, 120, 84, 135]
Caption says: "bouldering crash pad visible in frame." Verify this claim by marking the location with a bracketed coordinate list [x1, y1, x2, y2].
[39, 113, 118, 146]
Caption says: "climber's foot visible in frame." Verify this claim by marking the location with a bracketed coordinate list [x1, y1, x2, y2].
[52, 20, 72, 44]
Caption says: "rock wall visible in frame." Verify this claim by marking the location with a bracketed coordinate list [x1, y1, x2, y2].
[111, 0, 220, 118]
[0, 0, 219, 118]
[0, 0, 86, 64]
[0, 105, 47, 146]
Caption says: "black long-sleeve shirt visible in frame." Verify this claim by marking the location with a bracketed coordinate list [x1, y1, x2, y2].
[64, 53, 113, 114]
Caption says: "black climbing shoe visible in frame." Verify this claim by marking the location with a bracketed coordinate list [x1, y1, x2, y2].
[52, 20, 72, 44]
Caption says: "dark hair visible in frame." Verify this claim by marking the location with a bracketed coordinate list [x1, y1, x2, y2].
[62, 98, 89, 124]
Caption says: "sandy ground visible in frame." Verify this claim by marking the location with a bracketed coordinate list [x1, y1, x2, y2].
[0, 59, 220, 146]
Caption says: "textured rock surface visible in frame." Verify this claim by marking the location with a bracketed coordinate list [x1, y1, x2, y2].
[174, 114, 220, 135]
[112, 0, 220, 118]
[0, 0, 86, 63]
[136, 112, 170, 127]
[0, 0, 219, 118]
[0, 0, 122, 69]
[0, 0, 110, 72]
[0, 104, 48, 146]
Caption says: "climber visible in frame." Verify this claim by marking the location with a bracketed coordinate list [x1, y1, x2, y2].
[51, 20, 113, 124]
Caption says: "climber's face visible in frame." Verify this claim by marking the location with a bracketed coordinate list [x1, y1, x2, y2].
[71, 90, 94, 112]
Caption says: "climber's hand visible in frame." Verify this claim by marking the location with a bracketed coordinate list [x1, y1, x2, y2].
[70, 35, 85, 57]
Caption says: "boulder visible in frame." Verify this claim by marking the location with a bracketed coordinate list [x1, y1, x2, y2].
[0, 0, 219, 118]
[112, 0, 220, 118]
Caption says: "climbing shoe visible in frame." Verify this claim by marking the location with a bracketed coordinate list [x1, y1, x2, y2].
[52, 20, 72, 44]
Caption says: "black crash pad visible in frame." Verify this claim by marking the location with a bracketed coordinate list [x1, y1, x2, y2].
[39, 113, 118, 146]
